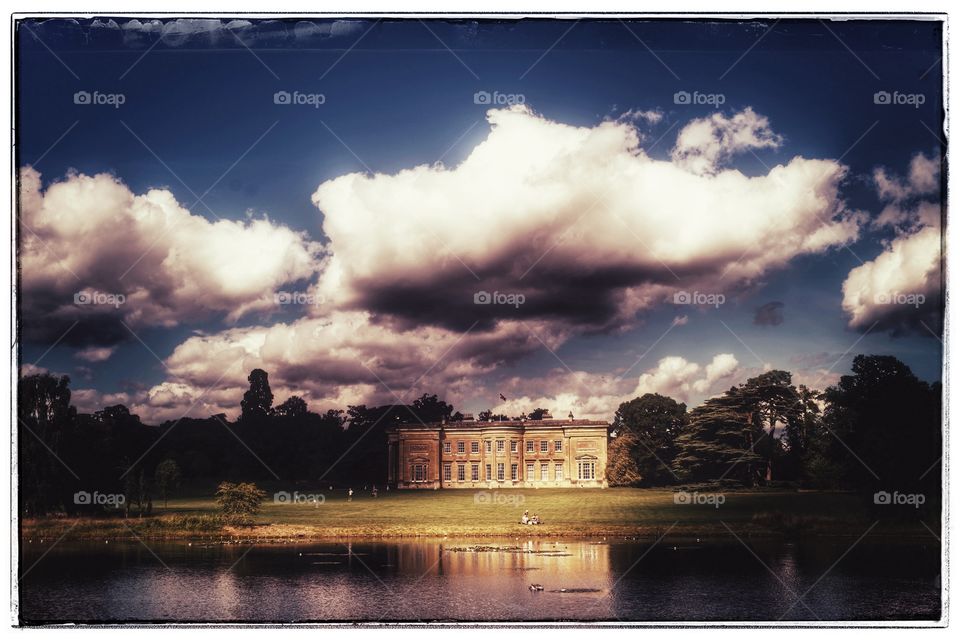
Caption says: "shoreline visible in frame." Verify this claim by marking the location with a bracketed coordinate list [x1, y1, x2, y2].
[19, 519, 940, 543]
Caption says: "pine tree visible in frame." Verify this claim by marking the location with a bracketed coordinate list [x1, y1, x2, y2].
[672, 394, 763, 485]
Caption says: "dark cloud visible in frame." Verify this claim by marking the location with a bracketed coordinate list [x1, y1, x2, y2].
[753, 301, 785, 326]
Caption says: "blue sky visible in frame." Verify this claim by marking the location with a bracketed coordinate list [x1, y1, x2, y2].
[17, 17, 944, 421]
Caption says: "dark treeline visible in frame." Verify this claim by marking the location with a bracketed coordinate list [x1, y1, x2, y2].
[18, 368, 454, 516]
[607, 355, 941, 516]
[18, 355, 941, 518]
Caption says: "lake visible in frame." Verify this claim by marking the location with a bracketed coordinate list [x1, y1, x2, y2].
[18, 536, 941, 623]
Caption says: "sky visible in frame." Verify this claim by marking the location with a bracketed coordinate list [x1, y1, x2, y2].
[16, 17, 944, 423]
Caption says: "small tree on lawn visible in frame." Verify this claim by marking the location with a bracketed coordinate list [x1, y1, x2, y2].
[155, 459, 182, 508]
[215, 482, 267, 524]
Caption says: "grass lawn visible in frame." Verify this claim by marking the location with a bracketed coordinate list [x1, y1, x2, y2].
[21, 487, 935, 541]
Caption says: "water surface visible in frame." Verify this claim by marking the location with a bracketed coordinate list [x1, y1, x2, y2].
[19, 537, 941, 623]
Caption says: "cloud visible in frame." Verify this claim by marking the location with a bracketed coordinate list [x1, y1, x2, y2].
[635, 353, 740, 401]
[873, 152, 940, 203]
[74, 366, 94, 381]
[842, 153, 942, 336]
[19, 363, 49, 377]
[28, 17, 367, 49]
[311, 105, 863, 336]
[842, 226, 941, 334]
[71, 388, 138, 414]
[618, 108, 664, 125]
[119, 311, 568, 423]
[75, 346, 116, 362]
[19, 167, 323, 347]
[753, 301, 785, 326]
[484, 353, 741, 421]
[671, 107, 783, 175]
[25, 106, 880, 421]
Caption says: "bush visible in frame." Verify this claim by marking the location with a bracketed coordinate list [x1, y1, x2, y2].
[215, 482, 267, 524]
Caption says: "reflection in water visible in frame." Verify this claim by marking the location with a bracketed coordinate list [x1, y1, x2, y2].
[19, 537, 940, 622]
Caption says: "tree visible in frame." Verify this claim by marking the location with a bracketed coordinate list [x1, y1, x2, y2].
[409, 394, 453, 423]
[123, 467, 153, 518]
[821, 355, 941, 506]
[154, 459, 182, 507]
[215, 481, 267, 523]
[273, 395, 308, 418]
[782, 385, 822, 482]
[527, 408, 550, 420]
[606, 432, 645, 486]
[18, 373, 77, 515]
[609, 394, 687, 486]
[240, 369, 273, 421]
[673, 393, 763, 485]
[737, 371, 803, 481]
[672, 372, 806, 485]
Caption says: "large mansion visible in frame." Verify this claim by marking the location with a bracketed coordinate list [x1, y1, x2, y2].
[387, 415, 609, 489]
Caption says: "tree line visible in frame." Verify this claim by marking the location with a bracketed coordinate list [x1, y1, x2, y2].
[17, 367, 462, 516]
[607, 355, 941, 514]
[18, 355, 941, 517]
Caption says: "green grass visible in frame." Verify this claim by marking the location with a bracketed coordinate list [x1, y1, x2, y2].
[22, 487, 934, 541]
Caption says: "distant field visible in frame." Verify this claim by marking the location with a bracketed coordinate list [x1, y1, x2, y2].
[21, 487, 935, 541]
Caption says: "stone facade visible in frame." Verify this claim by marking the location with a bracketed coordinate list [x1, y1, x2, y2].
[387, 419, 609, 489]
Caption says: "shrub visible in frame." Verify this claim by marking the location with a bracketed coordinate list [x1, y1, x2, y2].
[215, 482, 267, 524]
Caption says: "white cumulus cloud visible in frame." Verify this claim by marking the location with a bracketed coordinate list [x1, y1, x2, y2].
[19, 167, 323, 347]
[842, 153, 941, 335]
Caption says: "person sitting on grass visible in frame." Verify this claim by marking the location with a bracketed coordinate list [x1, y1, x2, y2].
[531, 514, 541, 525]
[520, 510, 529, 524]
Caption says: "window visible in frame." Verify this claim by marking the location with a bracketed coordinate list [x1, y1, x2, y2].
[540, 440, 549, 453]
[457, 441, 465, 454]
[485, 441, 492, 454]
[497, 440, 505, 453]
[471, 441, 480, 454]
[510, 440, 518, 453]
[526, 463, 534, 478]
[577, 460, 596, 480]
[541, 462, 549, 480]
[471, 464, 480, 481]
[443, 442, 451, 454]
[457, 464, 466, 482]
[526, 440, 535, 453]
[511, 464, 519, 481]
[485, 464, 492, 481]
[554, 440, 563, 453]
[413, 463, 427, 482]
[443, 463, 452, 482]
[555, 463, 563, 481]
[497, 463, 505, 481]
